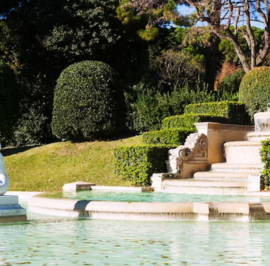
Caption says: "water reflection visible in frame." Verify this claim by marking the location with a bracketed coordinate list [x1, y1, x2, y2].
[67, 190, 270, 203]
[0, 211, 270, 265]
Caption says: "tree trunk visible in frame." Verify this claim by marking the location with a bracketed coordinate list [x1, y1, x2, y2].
[226, 30, 251, 73]
[207, 36, 220, 91]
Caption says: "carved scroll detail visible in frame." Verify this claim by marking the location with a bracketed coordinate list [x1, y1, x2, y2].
[166, 133, 208, 174]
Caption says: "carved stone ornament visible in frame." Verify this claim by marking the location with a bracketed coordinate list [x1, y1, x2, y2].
[166, 133, 208, 174]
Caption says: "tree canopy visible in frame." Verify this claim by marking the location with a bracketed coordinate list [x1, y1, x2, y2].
[125, 0, 270, 72]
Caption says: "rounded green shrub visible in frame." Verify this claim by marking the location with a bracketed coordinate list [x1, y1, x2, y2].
[239, 66, 270, 117]
[52, 61, 124, 141]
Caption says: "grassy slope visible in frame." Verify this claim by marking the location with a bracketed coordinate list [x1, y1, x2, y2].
[5, 136, 143, 192]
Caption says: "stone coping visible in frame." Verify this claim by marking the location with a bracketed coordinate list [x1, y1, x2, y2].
[248, 131, 270, 136]
[27, 194, 270, 221]
[91, 186, 153, 192]
[254, 112, 270, 118]
[224, 141, 261, 146]
[6, 191, 43, 203]
[62, 181, 153, 192]
[195, 122, 254, 131]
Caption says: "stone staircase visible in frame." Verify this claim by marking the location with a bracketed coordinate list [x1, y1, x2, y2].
[162, 141, 263, 195]
[158, 112, 269, 195]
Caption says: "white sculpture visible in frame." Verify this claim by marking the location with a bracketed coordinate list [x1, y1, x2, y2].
[0, 143, 9, 195]
[166, 133, 208, 176]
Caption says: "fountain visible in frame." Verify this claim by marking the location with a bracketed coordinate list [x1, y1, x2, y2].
[0, 143, 26, 223]
[26, 105, 270, 221]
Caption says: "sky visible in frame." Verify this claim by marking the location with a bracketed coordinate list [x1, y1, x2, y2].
[177, 4, 264, 29]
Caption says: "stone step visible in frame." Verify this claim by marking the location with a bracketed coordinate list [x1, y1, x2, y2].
[193, 171, 254, 181]
[224, 141, 262, 164]
[211, 163, 263, 173]
[247, 131, 270, 141]
[162, 178, 247, 195]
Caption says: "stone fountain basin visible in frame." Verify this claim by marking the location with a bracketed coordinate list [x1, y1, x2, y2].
[28, 194, 270, 222]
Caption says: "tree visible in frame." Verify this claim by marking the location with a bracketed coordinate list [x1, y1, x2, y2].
[154, 49, 205, 90]
[126, 0, 270, 73]
[0, 0, 140, 145]
[0, 60, 19, 144]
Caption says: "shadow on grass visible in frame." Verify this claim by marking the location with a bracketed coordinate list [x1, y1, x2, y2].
[1, 146, 41, 157]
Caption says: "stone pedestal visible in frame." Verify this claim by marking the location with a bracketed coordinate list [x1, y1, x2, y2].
[254, 112, 270, 132]
[195, 122, 254, 164]
[247, 174, 262, 192]
[0, 195, 27, 223]
[62, 181, 96, 192]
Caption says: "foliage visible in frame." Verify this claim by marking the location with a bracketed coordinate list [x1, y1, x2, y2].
[0, 61, 19, 145]
[214, 62, 238, 90]
[218, 27, 264, 64]
[116, 0, 142, 26]
[260, 139, 270, 188]
[52, 61, 124, 141]
[43, 0, 122, 63]
[114, 144, 176, 185]
[142, 128, 194, 145]
[218, 69, 245, 93]
[1, 0, 141, 146]
[137, 27, 160, 41]
[130, 86, 239, 133]
[185, 101, 250, 125]
[131, 90, 173, 132]
[239, 67, 270, 117]
[162, 114, 229, 129]
[12, 106, 53, 147]
[1, 0, 123, 70]
[154, 49, 205, 90]
[117, 0, 192, 41]
[125, 0, 270, 72]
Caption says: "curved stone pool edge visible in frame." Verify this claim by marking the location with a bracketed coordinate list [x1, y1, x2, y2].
[27, 195, 270, 221]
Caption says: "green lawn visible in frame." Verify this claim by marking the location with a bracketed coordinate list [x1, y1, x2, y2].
[4, 135, 143, 192]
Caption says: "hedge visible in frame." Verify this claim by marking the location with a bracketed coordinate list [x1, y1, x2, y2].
[114, 145, 176, 185]
[142, 128, 194, 145]
[184, 101, 250, 125]
[260, 139, 270, 188]
[161, 114, 229, 130]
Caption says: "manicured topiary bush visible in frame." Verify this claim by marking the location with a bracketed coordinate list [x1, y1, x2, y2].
[161, 114, 229, 129]
[142, 128, 194, 145]
[114, 144, 176, 185]
[239, 66, 270, 117]
[0, 61, 19, 144]
[52, 61, 124, 141]
[184, 101, 250, 125]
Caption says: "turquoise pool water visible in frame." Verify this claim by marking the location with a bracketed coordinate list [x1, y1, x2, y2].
[1, 209, 270, 265]
[67, 190, 270, 202]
